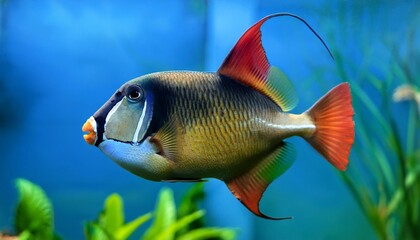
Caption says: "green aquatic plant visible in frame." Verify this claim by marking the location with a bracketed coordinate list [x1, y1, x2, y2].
[1, 180, 234, 240]
[176, 183, 206, 235]
[10, 178, 59, 240]
[85, 183, 236, 240]
[84, 193, 152, 240]
[336, 53, 420, 240]
[318, 2, 420, 239]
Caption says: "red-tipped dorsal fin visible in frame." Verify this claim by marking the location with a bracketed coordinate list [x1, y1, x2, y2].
[218, 13, 333, 111]
[225, 142, 295, 220]
[305, 83, 354, 170]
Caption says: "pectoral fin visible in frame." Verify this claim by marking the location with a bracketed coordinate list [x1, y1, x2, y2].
[225, 142, 295, 220]
[150, 119, 179, 160]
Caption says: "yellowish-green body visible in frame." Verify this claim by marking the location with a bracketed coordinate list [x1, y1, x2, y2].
[141, 71, 314, 181]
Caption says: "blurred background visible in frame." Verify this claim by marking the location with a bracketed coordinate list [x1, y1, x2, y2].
[0, 0, 419, 239]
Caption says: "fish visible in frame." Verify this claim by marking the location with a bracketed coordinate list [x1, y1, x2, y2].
[82, 13, 354, 219]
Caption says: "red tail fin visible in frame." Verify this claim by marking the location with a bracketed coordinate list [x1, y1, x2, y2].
[306, 83, 354, 170]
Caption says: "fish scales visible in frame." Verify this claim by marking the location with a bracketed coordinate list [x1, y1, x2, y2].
[149, 71, 284, 179]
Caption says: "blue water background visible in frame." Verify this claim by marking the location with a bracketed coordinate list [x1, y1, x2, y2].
[0, 0, 417, 239]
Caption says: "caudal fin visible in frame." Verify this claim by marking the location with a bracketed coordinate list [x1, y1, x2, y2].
[305, 83, 354, 171]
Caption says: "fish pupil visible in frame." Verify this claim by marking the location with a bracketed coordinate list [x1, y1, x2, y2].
[129, 91, 140, 99]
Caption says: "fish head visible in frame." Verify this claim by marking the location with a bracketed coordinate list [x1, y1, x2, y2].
[82, 77, 171, 181]
[83, 78, 152, 146]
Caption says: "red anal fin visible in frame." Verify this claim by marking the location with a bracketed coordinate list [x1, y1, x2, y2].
[225, 142, 295, 220]
[306, 83, 355, 170]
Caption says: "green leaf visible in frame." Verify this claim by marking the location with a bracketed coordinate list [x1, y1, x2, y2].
[85, 193, 152, 240]
[177, 183, 206, 235]
[142, 188, 176, 240]
[177, 228, 237, 240]
[178, 183, 205, 218]
[99, 193, 124, 234]
[18, 230, 32, 240]
[387, 188, 403, 217]
[14, 178, 54, 240]
[352, 83, 392, 139]
[115, 212, 152, 240]
[156, 210, 205, 240]
[84, 222, 111, 240]
[338, 172, 388, 239]
[406, 101, 418, 161]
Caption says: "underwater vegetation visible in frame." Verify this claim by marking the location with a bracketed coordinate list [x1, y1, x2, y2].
[0, 179, 235, 240]
[0, 179, 60, 240]
[320, 2, 420, 239]
[336, 50, 420, 240]
[338, 53, 420, 240]
[85, 183, 236, 240]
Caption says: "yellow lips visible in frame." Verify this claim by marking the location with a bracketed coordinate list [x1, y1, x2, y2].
[82, 117, 97, 145]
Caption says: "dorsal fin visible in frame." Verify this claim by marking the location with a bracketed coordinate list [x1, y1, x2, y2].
[218, 13, 333, 111]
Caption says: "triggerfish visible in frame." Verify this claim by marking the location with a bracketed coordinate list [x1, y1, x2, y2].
[82, 13, 354, 219]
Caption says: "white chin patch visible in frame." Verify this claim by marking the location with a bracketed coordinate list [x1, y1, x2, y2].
[98, 139, 155, 171]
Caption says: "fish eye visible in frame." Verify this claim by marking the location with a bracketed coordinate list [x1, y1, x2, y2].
[126, 85, 143, 103]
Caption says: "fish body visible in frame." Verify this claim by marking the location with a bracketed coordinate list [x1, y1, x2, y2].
[82, 13, 354, 219]
[100, 71, 313, 180]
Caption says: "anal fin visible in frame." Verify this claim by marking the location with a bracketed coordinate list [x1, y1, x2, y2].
[225, 142, 296, 220]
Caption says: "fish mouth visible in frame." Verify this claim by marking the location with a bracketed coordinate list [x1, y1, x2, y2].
[82, 116, 97, 145]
